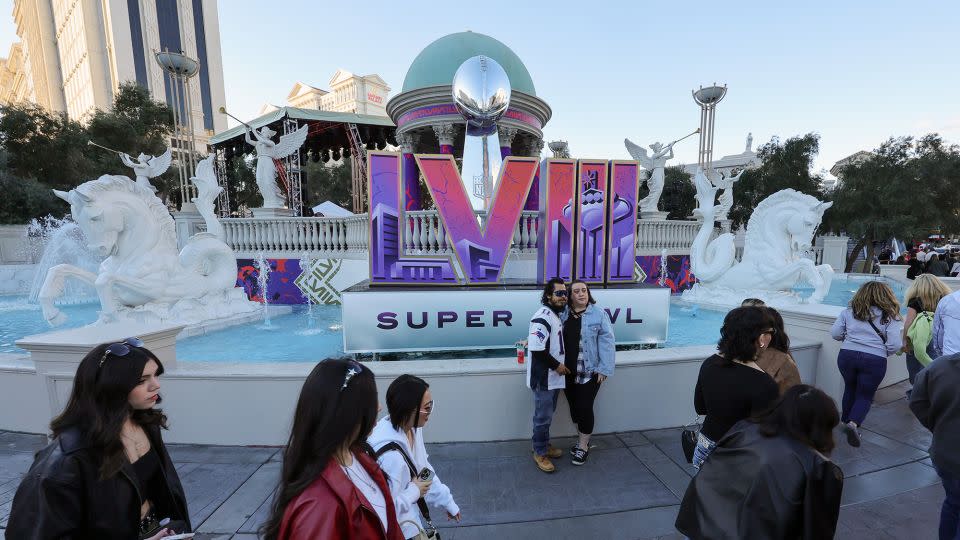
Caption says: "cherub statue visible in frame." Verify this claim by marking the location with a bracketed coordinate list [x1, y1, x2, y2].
[624, 139, 675, 214]
[245, 124, 309, 208]
[120, 148, 172, 193]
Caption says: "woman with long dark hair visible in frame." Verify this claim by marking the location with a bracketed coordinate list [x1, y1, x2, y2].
[561, 279, 616, 466]
[261, 359, 404, 540]
[7, 338, 190, 539]
[692, 306, 779, 469]
[831, 281, 903, 447]
[677, 385, 844, 539]
[369, 375, 461, 539]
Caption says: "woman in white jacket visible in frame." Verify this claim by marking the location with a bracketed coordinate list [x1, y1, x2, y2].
[369, 375, 461, 539]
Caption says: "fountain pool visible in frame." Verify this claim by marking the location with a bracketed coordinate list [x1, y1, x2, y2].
[0, 274, 904, 360]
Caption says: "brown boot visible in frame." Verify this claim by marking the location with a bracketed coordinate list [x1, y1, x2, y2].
[546, 445, 563, 459]
[533, 451, 556, 473]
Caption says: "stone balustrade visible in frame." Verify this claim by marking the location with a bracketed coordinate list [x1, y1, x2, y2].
[221, 212, 726, 259]
[222, 215, 369, 258]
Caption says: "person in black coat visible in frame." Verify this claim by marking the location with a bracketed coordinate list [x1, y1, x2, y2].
[6, 338, 191, 540]
[676, 385, 845, 540]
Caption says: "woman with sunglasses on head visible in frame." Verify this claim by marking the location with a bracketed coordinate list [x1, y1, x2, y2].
[369, 375, 461, 540]
[691, 306, 780, 469]
[561, 280, 616, 466]
[260, 359, 404, 540]
[7, 338, 190, 540]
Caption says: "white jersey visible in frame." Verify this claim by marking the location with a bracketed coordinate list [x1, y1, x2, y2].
[527, 306, 566, 390]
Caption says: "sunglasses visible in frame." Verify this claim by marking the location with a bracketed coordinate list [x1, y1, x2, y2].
[420, 399, 435, 415]
[552, 290, 568, 297]
[98, 337, 145, 368]
[761, 328, 778, 336]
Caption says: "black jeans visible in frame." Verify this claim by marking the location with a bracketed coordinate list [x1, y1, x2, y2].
[564, 375, 602, 435]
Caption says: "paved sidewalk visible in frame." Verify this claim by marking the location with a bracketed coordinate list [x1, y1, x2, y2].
[0, 381, 943, 539]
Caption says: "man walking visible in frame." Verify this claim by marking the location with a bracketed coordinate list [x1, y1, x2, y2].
[910, 353, 960, 539]
[933, 290, 960, 357]
[527, 278, 570, 473]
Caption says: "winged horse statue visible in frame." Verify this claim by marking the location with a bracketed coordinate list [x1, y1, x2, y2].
[38, 155, 258, 326]
[681, 167, 835, 306]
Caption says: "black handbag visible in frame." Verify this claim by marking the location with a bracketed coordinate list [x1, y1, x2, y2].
[681, 417, 702, 463]
[375, 442, 441, 539]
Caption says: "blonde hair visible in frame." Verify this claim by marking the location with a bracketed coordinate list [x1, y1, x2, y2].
[904, 274, 951, 313]
[850, 281, 901, 322]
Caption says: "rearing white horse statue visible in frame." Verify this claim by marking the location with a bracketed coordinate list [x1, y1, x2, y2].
[682, 167, 835, 306]
[39, 159, 257, 326]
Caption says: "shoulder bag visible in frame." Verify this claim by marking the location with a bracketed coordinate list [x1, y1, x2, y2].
[375, 442, 440, 539]
[681, 416, 702, 463]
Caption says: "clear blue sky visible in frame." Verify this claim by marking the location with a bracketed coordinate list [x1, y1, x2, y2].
[1, 0, 957, 176]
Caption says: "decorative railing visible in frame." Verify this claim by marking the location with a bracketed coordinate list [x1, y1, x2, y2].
[222, 215, 369, 255]
[403, 210, 540, 254]
[221, 212, 717, 258]
[635, 220, 704, 255]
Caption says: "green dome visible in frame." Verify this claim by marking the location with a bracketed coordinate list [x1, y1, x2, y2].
[401, 31, 536, 96]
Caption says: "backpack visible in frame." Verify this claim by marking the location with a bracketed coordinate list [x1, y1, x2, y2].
[907, 311, 935, 366]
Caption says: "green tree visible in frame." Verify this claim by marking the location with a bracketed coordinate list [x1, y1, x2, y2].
[659, 166, 696, 220]
[0, 152, 63, 224]
[224, 156, 261, 212]
[822, 135, 960, 271]
[0, 103, 93, 189]
[303, 159, 353, 210]
[729, 133, 825, 229]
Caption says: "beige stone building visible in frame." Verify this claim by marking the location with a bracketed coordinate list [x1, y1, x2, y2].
[2, 0, 227, 147]
[0, 43, 33, 105]
[261, 70, 391, 117]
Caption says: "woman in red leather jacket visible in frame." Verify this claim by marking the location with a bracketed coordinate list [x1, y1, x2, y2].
[260, 359, 404, 540]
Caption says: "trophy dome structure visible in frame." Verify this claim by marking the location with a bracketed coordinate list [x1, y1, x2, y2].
[401, 31, 537, 96]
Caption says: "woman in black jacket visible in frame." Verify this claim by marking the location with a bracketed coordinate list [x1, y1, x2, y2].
[691, 306, 780, 469]
[7, 338, 190, 540]
[677, 385, 845, 539]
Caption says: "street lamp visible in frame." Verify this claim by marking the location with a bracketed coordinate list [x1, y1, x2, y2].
[692, 83, 727, 170]
[155, 49, 201, 210]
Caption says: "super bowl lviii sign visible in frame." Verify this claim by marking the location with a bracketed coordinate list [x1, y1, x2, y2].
[340, 152, 671, 353]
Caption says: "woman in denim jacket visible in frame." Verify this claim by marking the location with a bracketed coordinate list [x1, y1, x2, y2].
[561, 280, 616, 465]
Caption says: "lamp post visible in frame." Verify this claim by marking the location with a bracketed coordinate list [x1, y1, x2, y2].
[692, 83, 727, 170]
[155, 49, 200, 210]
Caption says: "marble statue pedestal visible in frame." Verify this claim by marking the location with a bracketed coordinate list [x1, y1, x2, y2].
[640, 210, 670, 220]
[17, 321, 185, 373]
[252, 207, 295, 218]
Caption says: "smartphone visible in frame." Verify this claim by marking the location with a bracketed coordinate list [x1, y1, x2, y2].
[417, 467, 434, 482]
[164, 534, 195, 540]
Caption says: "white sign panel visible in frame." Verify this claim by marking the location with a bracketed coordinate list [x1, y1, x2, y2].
[342, 286, 670, 353]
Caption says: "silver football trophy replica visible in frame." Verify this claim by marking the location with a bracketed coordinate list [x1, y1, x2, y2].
[452, 55, 512, 211]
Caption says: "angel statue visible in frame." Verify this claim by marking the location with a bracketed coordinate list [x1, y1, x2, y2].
[120, 148, 172, 193]
[624, 138, 675, 215]
[713, 168, 745, 221]
[245, 124, 309, 208]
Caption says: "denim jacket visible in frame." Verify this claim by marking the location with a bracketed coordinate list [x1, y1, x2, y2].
[561, 303, 617, 377]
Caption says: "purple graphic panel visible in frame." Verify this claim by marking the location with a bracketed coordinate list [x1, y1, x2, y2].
[236, 258, 305, 304]
[635, 255, 695, 293]
[575, 161, 610, 283]
[368, 151, 457, 284]
[538, 159, 577, 283]
[417, 155, 538, 283]
[606, 161, 640, 282]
